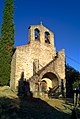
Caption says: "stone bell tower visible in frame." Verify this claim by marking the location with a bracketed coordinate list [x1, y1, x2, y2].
[28, 22, 55, 47]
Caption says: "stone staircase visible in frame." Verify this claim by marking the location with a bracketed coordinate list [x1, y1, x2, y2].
[29, 56, 57, 81]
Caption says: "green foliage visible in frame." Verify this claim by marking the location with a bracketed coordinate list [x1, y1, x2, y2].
[66, 64, 80, 97]
[0, 0, 15, 86]
[66, 64, 80, 83]
[73, 81, 80, 89]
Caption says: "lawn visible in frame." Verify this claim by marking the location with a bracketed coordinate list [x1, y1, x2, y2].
[0, 86, 77, 119]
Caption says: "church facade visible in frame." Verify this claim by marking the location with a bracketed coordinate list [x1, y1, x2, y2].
[10, 23, 66, 97]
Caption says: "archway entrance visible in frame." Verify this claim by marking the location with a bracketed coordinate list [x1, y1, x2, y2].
[41, 72, 59, 96]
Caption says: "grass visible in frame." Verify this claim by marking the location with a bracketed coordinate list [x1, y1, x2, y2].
[0, 86, 78, 119]
[0, 86, 17, 98]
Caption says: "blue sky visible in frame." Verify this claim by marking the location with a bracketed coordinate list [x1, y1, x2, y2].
[0, 0, 80, 71]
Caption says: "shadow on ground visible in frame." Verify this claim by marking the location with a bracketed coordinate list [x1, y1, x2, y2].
[0, 96, 71, 119]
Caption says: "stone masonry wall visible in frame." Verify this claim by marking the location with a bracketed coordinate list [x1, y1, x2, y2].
[10, 52, 16, 89]
[10, 40, 56, 89]
[54, 49, 65, 79]
[28, 49, 65, 94]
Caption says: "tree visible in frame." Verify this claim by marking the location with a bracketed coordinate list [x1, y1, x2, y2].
[66, 64, 80, 98]
[0, 0, 15, 85]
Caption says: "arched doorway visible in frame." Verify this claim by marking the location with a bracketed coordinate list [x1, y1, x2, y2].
[41, 78, 52, 91]
[41, 72, 59, 96]
[40, 80, 47, 92]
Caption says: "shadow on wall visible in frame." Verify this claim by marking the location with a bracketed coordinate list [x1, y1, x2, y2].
[17, 72, 33, 99]
[61, 79, 65, 97]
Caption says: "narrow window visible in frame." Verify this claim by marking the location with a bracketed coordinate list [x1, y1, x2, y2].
[45, 32, 50, 44]
[34, 28, 40, 41]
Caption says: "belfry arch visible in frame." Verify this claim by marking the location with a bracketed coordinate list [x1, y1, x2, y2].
[45, 31, 50, 44]
[34, 28, 40, 41]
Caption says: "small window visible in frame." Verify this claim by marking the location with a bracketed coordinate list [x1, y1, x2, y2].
[34, 28, 40, 41]
[45, 32, 50, 44]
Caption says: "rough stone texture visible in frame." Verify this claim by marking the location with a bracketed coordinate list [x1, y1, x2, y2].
[10, 23, 66, 96]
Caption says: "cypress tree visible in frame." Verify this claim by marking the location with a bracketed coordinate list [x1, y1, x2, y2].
[0, 0, 15, 85]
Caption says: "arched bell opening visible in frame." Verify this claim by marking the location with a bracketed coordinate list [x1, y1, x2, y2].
[45, 31, 50, 44]
[34, 28, 40, 41]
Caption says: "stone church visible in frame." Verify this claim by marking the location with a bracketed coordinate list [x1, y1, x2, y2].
[10, 22, 66, 97]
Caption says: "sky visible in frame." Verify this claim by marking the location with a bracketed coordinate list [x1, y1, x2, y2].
[0, 0, 80, 71]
